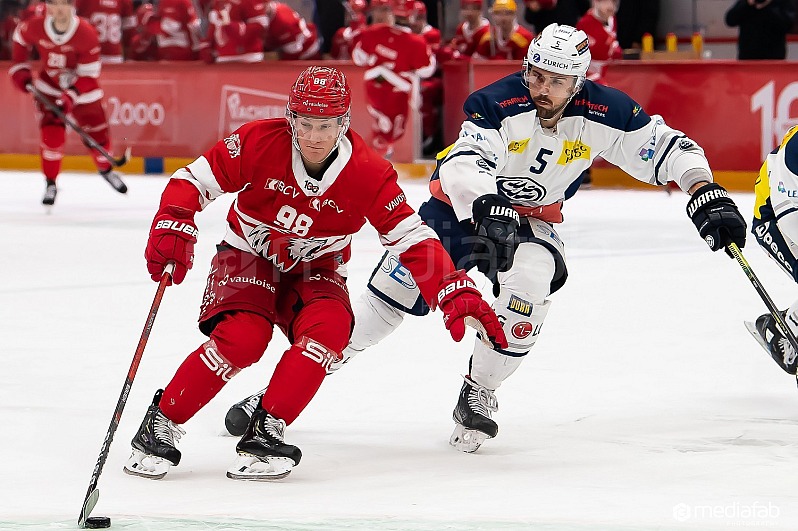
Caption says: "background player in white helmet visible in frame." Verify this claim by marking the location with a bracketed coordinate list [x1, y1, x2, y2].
[747, 126, 798, 376]
[227, 24, 747, 453]
[123, 66, 506, 481]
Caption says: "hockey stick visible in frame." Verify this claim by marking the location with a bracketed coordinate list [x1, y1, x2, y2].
[77, 262, 176, 528]
[27, 85, 131, 168]
[727, 242, 798, 366]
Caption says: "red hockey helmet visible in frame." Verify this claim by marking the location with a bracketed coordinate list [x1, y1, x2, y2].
[349, 0, 367, 14]
[287, 66, 351, 118]
[461, 0, 484, 8]
[391, 0, 414, 18]
[286, 66, 351, 157]
[370, 0, 390, 8]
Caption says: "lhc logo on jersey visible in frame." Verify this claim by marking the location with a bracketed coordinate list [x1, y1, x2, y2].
[497, 176, 546, 203]
[247, 223, 348, 272]
[224, 133, 241, 158]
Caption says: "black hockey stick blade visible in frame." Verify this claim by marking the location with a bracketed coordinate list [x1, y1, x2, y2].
[113, 146, 132, 168]
[78, 488, 99, 528]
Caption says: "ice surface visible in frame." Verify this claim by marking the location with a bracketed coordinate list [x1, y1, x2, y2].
[1, 171, 797, 530]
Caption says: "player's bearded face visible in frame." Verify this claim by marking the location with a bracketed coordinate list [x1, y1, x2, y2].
[525, 67, 578, 121]
[292, 114, 344, 164]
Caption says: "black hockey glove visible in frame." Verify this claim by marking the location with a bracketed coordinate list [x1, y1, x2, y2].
[471, 194, 520, 282]
[686, 183, 747, 254]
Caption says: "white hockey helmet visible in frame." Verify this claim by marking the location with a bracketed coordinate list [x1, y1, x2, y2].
[523, 24, 591, 91]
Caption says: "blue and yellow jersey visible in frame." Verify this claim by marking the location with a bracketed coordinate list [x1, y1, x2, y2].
[754, 126, 798, 224]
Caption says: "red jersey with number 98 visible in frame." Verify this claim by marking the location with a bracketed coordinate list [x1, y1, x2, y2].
[156, 117, 457, 307]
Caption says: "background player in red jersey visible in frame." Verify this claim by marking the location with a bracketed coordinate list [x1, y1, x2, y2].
[473, 0, 534, 60]
[262, 1, 321, 61]
[201, 0, 267, 63]
[9, 0, 127, 205]
[328, 0, 366, 60]
[122, 66, 507, 481]
[576, 0, 621, 84]
[351, 0, 435, 159]
[75, 0, 136, 63]
[132, 0, 203, 61]
[450, 0, 489, 57]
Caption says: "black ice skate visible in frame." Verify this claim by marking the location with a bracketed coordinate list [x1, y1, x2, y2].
[227, 407, 301, 480]
[42, 180, 57, 206]
[123, 389, 186, 479]
[745, 312, 798, 375]
[224, 388, 266, 437]
[100, 169, 128, 194]
[449, 375, 499, 453]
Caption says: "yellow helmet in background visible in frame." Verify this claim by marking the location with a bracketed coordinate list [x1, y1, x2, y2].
[491, 0, 517, 12]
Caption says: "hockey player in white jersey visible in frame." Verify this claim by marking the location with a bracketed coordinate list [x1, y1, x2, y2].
[747, 126, 798, 376]
[226, 24, 748, 452]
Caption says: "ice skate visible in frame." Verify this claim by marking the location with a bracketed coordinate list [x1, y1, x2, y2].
[745, 312, 798, 375]
[226, 408, 301, 480]
[100, 169, 128, 194]
[123, 390, 185, 479]
[42, 180, 57, 207]
[224, 388, 266, 437]
[449, 376, 498, 453]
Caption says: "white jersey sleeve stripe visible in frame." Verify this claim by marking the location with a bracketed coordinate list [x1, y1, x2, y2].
[380, 214, 440, 254]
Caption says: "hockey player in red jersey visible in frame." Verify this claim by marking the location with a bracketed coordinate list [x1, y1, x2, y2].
[134, 0, 203, 61]
[201, 0, 267, 62]
[473, 0, 534, 60]
[575, 0, 621, 84]
[409, 1, 439, 46]
[352, 0, 435, 158]
[450, 0, 489, 57]
[122, 66, 507, 481]
[75, 0, 136, 63]
[328, 0, 366, 60]
[9, 0, 127, 205]
[262, 1, 321, 60]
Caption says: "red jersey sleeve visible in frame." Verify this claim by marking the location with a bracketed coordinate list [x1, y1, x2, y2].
[71, 22, 102, 95]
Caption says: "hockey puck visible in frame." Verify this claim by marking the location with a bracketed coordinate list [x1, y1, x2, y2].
[84, 516, 111, 528]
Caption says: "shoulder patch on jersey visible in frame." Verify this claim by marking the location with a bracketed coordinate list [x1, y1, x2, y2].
[508, 138, 530, 153]
[557, 140, 591, 165]
[224, 133, 241, 158]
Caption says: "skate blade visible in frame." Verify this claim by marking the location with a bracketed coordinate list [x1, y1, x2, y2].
[745, 320, 773, 354]
[226, 454, 293, 481]
[449, 424, 490, 453]
[122, 449, 171, 480]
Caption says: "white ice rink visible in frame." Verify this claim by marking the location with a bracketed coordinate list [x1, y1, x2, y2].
[2, 170, 798, 530]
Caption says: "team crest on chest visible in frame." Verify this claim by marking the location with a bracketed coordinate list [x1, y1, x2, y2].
[246, 222, 349, 272]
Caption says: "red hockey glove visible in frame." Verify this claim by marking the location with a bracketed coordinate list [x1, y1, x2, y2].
[56, 89, 77, 114]
[145, 205, 198, 285]
[11, 67, 32, 93]
[437, 270, 508, 349]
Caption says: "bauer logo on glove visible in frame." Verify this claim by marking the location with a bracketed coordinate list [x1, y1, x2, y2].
[154, 219, 200, 238]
